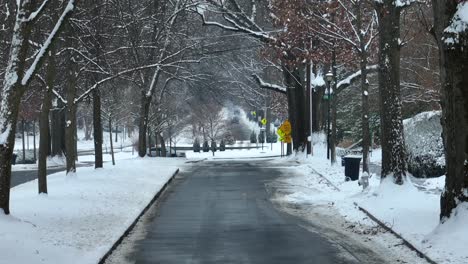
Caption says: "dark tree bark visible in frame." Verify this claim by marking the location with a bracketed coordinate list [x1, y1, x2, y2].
[432, 0, 468, 220]
[64, 56, 78, 174]
[109, 117, 115, 166]
[160, 134, 166, 157]
[357, 2, 371, 174]
[306, 63, 312, 155]
[138, 94, 152, 157]
[38, 51, 56, 194]
[283, 64, 307, 153]
[22, 120, 26, 163]
[115, 124, 118, 143]
[33, 120, 36, 161]
[51, 101, 66, 157]
[93, 88, 103, 168]
[376, 1, 407, 184]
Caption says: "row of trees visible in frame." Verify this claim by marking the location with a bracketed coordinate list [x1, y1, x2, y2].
[0, 0, 278, 215]
[198, 0, 467, 221]
[0, 0, 465, 223]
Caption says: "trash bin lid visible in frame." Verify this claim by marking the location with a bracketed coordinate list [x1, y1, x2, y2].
[344, 155, 362, 160]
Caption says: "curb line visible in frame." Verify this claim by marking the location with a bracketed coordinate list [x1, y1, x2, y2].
[98, 168, 180, 264]
[354, 202, 438, 264]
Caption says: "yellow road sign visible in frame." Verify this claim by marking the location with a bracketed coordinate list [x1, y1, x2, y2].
[261, 118, 267, 126]
[277, 128, 285, 138]
[280, 120, 292, 135]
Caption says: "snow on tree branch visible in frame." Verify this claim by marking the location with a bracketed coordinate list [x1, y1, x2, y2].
[336, 64, 378, 91]
[252, 74, 286, 94]
[21, 0, 75, 86]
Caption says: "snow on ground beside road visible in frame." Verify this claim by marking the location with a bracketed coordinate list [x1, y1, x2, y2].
[11, 148, 136, 171]
[273, 142, 467, 264]
[13, 129, 135, 151]
[0, 157, 183, 264]
[78, 149, 136, 163]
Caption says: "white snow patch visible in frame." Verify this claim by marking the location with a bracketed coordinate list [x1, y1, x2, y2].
[0, 157, 182, 264]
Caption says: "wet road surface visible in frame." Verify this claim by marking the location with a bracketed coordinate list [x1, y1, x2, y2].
[106, 160, 382, 264]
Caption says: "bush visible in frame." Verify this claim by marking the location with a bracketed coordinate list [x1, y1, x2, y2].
[267, 132, 278, 143]
[220, 139, 226, 151]
[224, 132, 235, 145]
[250, 131, 257, 143]
[202, 140, 210, 152]
[193, 138, 201, 152]
[211, 140, 217, 152]
[258, 132, 265, 144]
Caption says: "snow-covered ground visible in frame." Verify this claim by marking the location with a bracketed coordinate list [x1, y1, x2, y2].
[0, 157, 183, 264]
[272, 141, 467, 264]
[13, 129, 135, 152]
[185, 141, 283, 160]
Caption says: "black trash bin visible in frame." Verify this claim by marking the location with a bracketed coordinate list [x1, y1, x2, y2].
[12, 154, 17, 165]
[344, 155, 361, 181]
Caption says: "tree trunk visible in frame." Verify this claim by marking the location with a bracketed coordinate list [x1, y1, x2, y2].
[376, 1, 407, 184]
[330, 49, 338, 164]
[65, 63, 77, 174]
[283, 64, 307, 153]
[138, 95, 151, 157]
[0, 1, 37, 214]
[148, 129, 152, 157]
[51, 101, 65, 157]
[33, 120, 36, 161]
[38, 54, 55, 194]
[22, 120, 26, 163]
[432, 0, 468, 220]
[331, 94, 337, 164]
[160, 134, 166, 157]
[93, 88, 103, 168]
[306, 63, 312, 155]
[109, 117, 115, 166]
[357, 1, 371, 174]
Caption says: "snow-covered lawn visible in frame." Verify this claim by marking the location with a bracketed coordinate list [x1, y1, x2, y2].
[12, 148, 137, 171]
[13, 129, 135, 152]
[0, 157, 183, 264]
[274, 144, 467, 264]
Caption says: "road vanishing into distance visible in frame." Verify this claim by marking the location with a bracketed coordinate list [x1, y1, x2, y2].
[106, 160, 391, 264]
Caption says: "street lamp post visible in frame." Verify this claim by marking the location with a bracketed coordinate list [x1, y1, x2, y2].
[325, 70, 334, 160]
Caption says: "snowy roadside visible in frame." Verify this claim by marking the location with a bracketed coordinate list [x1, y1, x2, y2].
[270, 145, 467, 264]
[0, 157, 183, 264]
[185, 142, 283, 160]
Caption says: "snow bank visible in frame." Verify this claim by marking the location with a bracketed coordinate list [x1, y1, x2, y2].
[0, 158, 182, 264]
[404, 111, 445, 177]
[275, 143, 467, 264]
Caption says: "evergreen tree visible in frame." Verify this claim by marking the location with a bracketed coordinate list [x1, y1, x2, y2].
[267, 132, 278, 143]
[203, 140, 210, 152]
[250, 131, 257, 143]
[220, 139, 226, 151]
[193, 138, 201, 153]
[211, 140, 217, 155]
[258, 132, 265, 144]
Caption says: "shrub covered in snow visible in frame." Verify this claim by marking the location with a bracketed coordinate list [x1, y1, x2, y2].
[404, 111, 445, 178]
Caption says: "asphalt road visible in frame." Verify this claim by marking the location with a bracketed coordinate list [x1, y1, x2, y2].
[107, 160, 381, 264]
[11, 167, 65, 188]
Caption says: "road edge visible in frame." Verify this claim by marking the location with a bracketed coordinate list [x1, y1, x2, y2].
[354, 202, 438, 264]
[97, 168, 180, 264]
[310, 168, 437, 264]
